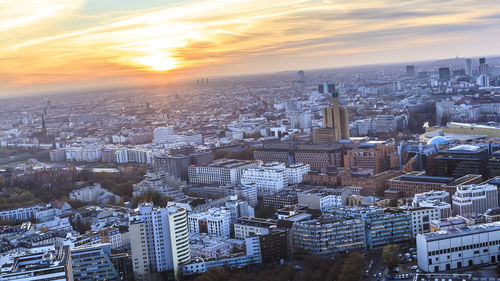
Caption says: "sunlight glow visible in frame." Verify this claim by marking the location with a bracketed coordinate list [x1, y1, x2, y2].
[134, 54, 178, 71]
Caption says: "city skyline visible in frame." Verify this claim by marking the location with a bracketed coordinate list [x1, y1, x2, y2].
[2, 0, 500, 95]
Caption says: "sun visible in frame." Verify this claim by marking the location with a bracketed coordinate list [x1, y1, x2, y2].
[135, 54, 178, 71]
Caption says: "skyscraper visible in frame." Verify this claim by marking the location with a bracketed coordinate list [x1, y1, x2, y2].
[130, 203, 190, 280]
[465, 58, 472, 76]
[314, 84, 350, 142]
[438, 67, 450, 81]
[406, 65, 415, 76]
[479, 57, 487, 75]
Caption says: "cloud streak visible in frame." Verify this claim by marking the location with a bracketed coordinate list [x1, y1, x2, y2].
[1, 0, 500, 94]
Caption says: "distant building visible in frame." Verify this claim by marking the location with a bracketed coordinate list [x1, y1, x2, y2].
[314, 85, 350, 142]
[465, 58, 472, 76]
[254, 143, 343, 172]
[188, 159, 259, 185]
[240, 162, 309, 196]
[438, 67, 451, 82]
[406, 65, 415, 76]
[69, 183, 119, 204]
[343, 145, 396, 174]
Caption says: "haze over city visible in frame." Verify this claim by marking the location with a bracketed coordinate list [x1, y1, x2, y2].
[2, 1, 500, 281]
[2, 0, 500, 95]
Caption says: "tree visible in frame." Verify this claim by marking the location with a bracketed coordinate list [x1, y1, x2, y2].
[196, 267, 229, 281]
[338, 252, 366, 281]
[382, 244, 401, 271]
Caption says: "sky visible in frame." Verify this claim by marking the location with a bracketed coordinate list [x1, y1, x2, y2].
[1, 0, 500, 96]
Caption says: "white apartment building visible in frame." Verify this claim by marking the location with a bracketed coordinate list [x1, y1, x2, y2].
[188, 159, 259, 185]
[417, 221, 500, 272]
[413, 190, 450, 205]
[188, 208, 231, 238]
[65, 146, 102, 162]
[240, 162, 309, 196]
[286, 163, 310, 184]
[233, 217, 276, 240]
[406, 207, 441, 238]
[129, 203, 191, 280]
[298, 188, 351, 211]
[452, 184, 498, 216]
[69, 183, 120, 204]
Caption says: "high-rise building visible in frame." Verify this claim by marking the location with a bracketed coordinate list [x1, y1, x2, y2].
[479, 57, 487, 75]
[439, 67, 451, 81]
[129, 203, 190, 280]
[406, 65, 415, 76]
[318, 81, 335, 94]
[465, 58, 473, 76]
[314, 85, 350, 142]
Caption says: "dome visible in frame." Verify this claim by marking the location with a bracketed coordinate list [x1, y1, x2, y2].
[427, 136, 449, 145]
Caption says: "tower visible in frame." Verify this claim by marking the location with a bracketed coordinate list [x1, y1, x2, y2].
[314, 84, 350, 142]
[479, 57, 487, 76]
[130, 203, 190, 280]
[465, 58, 472, 76]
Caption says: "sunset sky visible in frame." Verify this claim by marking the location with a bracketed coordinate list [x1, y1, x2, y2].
[1, 0, 500, 95]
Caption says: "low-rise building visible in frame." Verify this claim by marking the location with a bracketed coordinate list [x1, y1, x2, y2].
[297, 188, 351, 211]
[417, 221, 500, 272]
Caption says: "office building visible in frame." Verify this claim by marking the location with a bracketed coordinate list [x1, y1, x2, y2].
[69, 183, 120, 204]
[416, 221, 500, 272]
[254, 143, 343, 172]
[413, 190, 452, 219]
[327, 207, 412, 248]
[262, 189, 298, 210]
[188, 159, 258, 185]
[240, 162, 309, 196]
[452, 184, 498, 216]
[0, 246, 73, 281]
[297, 188, 351, 211]
[488, 151, 500, 178]
[343, 145, 396, 174]
[439, 67, 451, 82]
[436, 145, 489, 179]
[465, 58, 472, 76]
[188, 207, 231, 238]
[233, 217, 276, 240]
[340, 169, 400, 193]
[479, 57, 487, 75]
[71, 244, 119, 281]
[129, 203, 190, 280]
[258, 229, 290, 265]
[293, 216, 366, 255]
[389, 171, 482, 197]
